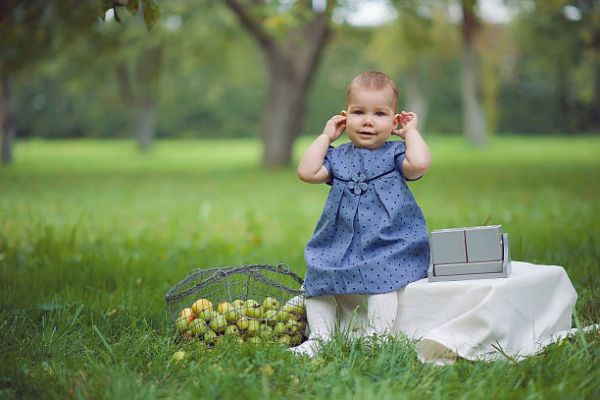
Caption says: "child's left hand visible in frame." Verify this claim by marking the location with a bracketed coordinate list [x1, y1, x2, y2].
[392, 111, 419, 139]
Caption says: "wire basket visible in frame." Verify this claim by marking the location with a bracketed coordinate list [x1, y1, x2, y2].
[165, 264, 306, 346]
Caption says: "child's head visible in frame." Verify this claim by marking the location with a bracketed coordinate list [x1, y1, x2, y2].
[342, 71, 400, 150]
[346, 71, 398, 111]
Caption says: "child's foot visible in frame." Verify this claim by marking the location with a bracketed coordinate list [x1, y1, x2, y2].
[289, 339, 321, 357]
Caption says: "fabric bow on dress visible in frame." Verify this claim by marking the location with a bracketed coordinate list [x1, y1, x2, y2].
[348, 172, 368, 195]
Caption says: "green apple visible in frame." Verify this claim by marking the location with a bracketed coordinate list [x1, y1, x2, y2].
[191, 299, 213, 314]
[203, 330, 218, 344]
[236, 336, 245, 344]
[275, 311, 291, 323]
[178, 307, 195, 322]
[259, 324, 273, 340]
[224, 309, 240, 324]
[262, 297, 280, 311]
[246, 306, 262, 319]
[217, 301, 234, 314]
[290, 334, 303, 346]
[232, 299, 245, 309]
[245, 299, 259, 308]
[278, 334, 291, 345]
[289, 313, 301, 322]
[247, 319, 261, 336]
[172, 350, 186, 361]
[247, 336, 262, 344]
[209, 315, 228, 333]
[286, 319, 300, 334]
[198, 308, 214, 322]
[189, 318, 208, 335]
[236, 316, 250, 331]
[290, 304, 306, 318]
[273, 322, 287, 336]
[175, 316, 190, 332]
[281, 304, 295, 314]
[233, 306, 245, 316]
[225, 325, 240, 336]
[263, 310, 278, 326]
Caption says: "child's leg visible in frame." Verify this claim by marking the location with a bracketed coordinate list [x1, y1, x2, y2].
[305, 295, 337, 340]
[367, 291, 398, 335]
[291, 295, 337, 357]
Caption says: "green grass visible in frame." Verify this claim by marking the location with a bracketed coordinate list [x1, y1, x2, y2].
[1, 135, 599, 399]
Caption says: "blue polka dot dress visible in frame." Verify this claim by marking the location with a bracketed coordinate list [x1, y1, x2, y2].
[304, 141, 430, 298]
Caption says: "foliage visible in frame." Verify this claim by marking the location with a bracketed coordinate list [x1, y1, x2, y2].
[98, 0, 161, 31]
[6, 1, 600, 140]
[0, 0, 162, 164]
[0, 0, 159, 74]
[508, 0, 599, 133]
[0, 137, 599, 398]
[1, 1, 97, 74]
[13, 1, 265, 140]
[367, 2, 459, 130]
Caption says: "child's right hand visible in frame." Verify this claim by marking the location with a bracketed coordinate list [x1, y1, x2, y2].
[321, 115, 347, 143]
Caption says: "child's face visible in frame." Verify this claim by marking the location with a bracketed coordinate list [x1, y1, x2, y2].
[342, 86, 399, 150]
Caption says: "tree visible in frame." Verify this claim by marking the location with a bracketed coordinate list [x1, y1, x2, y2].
[109, 1, 162, 151]
[370, 1, 458, 131]
[105, 12, 163, 152]
[460, 0, 487, 146]
[513, 0, 599, 133]
[478, 21, 516, 137]
[223, 0, 336, 167]
[0, 0, 159, 164]
[0, 1, 95, 164]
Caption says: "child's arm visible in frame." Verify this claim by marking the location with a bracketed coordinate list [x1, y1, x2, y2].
[297, 115, 346, 184]
[393, 112, 432, 180]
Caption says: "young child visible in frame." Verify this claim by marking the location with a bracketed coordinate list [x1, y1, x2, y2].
[294, 71, 431, 355]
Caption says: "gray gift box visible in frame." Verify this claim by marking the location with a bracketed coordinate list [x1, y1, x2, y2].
[428, 225, 512, 282]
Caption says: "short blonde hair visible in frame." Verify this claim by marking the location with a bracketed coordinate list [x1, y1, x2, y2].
[347, 71, 398, 111]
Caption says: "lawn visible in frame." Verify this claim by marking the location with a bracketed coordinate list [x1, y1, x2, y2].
[1, 135, 599, 399]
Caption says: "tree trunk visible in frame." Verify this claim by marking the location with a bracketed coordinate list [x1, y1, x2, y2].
[136, 101, 156, 152]
[404, 66, 429, 132]
[461, 0, 487, 146]
[136, 45, 161, 151]
[116, 62, 156, 152]
[556, 63, 573, 133]
[1, 72, 15, 165]
[223, 1, 330, 167]
[262, 76, 304, 166]
[461, 44, 486, 146]
[260, 37, 328, 166]
[260, 46, 318, 167]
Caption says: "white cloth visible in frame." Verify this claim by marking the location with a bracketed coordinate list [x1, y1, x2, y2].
[306, 261, 578, 364]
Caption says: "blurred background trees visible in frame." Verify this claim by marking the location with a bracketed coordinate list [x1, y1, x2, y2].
[224, 0, 335, 166]
[0, 0, 102, 164]
[0, 0, 159, 163]
[369, 1, 459, 132]
[2, 0, 598, 166]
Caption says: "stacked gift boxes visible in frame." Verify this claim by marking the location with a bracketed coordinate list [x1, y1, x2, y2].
[428, 225, 512, 282]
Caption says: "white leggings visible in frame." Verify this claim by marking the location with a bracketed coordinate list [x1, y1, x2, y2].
[305, 291, 398, 339]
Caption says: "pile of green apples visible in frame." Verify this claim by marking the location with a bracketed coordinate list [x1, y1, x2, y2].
[175, 297, 307, 346]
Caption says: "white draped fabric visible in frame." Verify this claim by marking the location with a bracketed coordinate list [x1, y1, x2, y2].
[304, 261, 579, 364]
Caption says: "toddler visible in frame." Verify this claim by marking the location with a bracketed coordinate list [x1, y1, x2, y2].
[294, 71, 431, 355]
